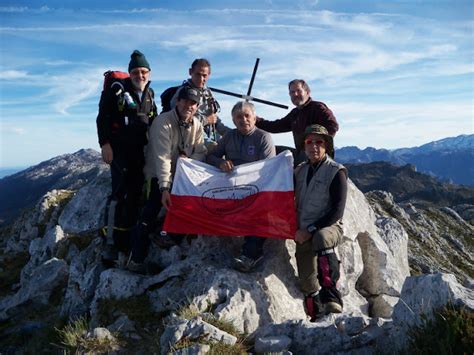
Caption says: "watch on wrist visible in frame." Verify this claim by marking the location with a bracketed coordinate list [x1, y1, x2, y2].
[159, 187, 169, 193]
[307, 224, 317, 234]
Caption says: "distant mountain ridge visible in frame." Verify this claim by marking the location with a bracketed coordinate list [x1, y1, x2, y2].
[336, 134, 473, 186]
[345, 161, 474, 211]
[0, 149, 106, 226]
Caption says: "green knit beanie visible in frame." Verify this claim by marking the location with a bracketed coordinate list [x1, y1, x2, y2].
[128, 50, 151, 72]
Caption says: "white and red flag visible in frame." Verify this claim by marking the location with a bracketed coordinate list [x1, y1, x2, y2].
[163, 151, 296, 239]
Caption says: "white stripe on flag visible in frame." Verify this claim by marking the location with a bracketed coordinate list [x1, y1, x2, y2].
[172, 150, 294, 198]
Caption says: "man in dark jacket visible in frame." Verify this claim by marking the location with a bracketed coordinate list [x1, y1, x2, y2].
[256, 79, 338, 163]
[96, 50, 157, 262]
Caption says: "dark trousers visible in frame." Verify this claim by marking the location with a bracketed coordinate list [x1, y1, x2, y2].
[130, 178, 162, 263]
[241, 236, 266, 260]
[108, 145, 145, 252]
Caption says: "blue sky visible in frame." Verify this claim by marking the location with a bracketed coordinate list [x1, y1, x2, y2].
[0, 0, 473, 168]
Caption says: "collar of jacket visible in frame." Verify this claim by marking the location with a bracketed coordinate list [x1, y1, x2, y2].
[309, 154, 327, 168]
[296, 97, 312, 110]
[174, 107, 194, 127]
[185, 79, 208, 92]
[237, 126, 257, 137]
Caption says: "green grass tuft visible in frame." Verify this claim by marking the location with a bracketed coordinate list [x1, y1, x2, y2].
[406, 302, 474, 354]
[171, 302, 250, 354]
[56, 316, 123, 353]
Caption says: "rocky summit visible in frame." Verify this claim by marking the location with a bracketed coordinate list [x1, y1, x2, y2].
[0, 151, 472, 353]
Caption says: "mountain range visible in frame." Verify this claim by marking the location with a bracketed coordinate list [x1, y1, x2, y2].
[345, 162, 474, 210]
[336, 134, 473, 186]
[0, 149, 107, 226]
[0, 134, 472, 226]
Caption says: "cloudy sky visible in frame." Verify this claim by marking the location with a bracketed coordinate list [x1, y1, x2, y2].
[0, 0, 472, 168]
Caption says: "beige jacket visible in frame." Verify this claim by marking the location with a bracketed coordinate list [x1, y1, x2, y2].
[144, 108, 207, 189]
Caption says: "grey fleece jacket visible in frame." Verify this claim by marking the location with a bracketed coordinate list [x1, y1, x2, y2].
[207, 127, 276, 167]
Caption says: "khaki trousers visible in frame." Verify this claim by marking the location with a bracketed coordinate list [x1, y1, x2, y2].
[295, 224, 343, 296]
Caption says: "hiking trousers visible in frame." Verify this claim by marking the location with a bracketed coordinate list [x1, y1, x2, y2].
[295, 224, 343, 297]
[109, 144, 145, 251]
[130, 178, 162, 263]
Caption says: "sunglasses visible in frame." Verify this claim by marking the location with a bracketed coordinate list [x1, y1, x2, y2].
[130, 69, 150, 75]
[304, 138, 325, 146]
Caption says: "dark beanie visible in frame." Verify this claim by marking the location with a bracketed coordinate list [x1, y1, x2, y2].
[128, 50, 151, 72]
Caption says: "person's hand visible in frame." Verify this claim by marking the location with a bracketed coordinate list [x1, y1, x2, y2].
[101, 143, 113, 164]
[207, 114, 217, 125]
[219, 160, 234, 172]
[295, 229, 312, 244]
[161, 190, 172, 210]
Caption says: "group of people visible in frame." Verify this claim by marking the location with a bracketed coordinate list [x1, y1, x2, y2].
[96, 50, 347, 321]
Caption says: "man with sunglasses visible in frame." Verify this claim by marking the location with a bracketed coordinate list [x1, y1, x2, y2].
[294, 124, 348, 321]
[96, 50, 157, 263]
[256, 79, 338, 163]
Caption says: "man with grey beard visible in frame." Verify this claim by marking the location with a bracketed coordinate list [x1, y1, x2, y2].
[256, 79, 339, 164]
[96, 50, 157, 263]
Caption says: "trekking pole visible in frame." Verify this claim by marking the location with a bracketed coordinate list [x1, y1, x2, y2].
[211, 123, 217, 141]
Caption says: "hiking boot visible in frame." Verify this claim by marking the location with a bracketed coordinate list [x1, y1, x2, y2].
[324, 301, 343, 315]
[233, 255, 263, 273]
[304, 293, 325, 322]
[101, 244, 118, 266]
[126, 260, 146, 274]
[151, 232, 180, 249]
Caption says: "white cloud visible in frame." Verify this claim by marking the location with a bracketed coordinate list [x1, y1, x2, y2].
[3, 127, 27, 135]
[45, 69, 102, 115]
[0, 6, 28, 12]
[1, 70, 28, 79]
[0, 4, 472, 167]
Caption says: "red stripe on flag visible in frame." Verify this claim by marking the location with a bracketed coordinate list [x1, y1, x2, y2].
[163, 191, 296, 239]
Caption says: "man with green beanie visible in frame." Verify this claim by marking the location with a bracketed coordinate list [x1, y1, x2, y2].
[96, 49, 157, 263]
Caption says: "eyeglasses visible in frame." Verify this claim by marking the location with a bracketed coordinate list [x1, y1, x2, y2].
[304, 138, 325, 146]
[130, 69, 150, 76]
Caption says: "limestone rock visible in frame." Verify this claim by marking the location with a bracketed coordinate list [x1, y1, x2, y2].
[0, 258, 68, 320]
[171, 344, 210, 355]
[336, 315, 370, 336]
[60, 237, 105, 316]
[374, 217, 410, 277]
[393, 273, 474, 328]
[255, 335, 292, 353]
[59, 171, 110, 235]
[87, 327, 115, 341]
[370, 294, 399, 318]
[160, 316, 237, 354]
[356, 225, 407, 298]
[20, 225, 66, 285]
[90, 269, 147, 314]
[107, 315, 138, 339]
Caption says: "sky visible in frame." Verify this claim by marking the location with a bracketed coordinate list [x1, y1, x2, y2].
[0, 0, 473, 168]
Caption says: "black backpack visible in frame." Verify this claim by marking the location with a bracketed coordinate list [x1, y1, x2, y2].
[160, 85, 180, 113]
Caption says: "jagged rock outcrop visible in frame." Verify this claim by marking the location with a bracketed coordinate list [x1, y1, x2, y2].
[367, 190, 473, 282]
[1, 160, 472, 353]
[0, 149, 107, 226]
